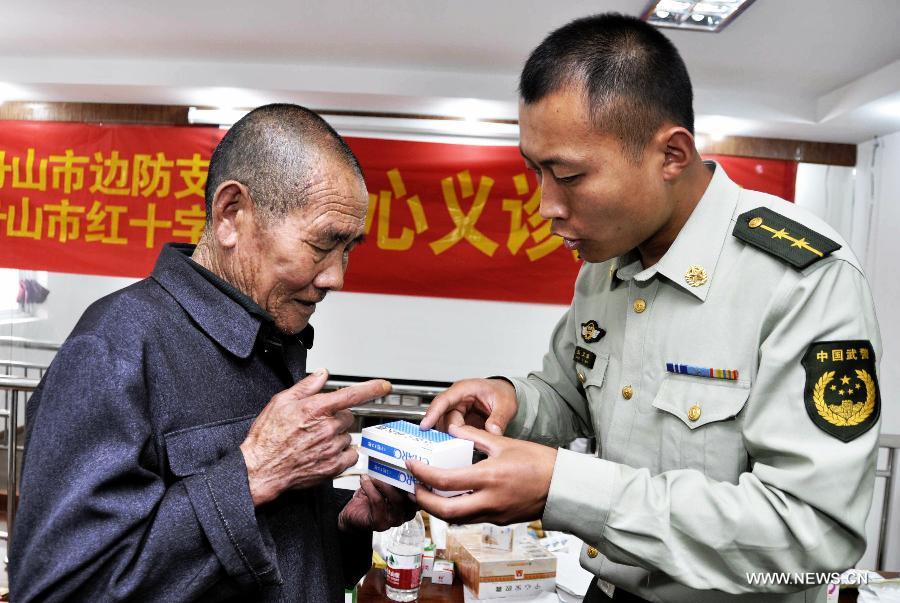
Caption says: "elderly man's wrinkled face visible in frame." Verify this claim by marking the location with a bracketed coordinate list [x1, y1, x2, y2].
[241, 160, 368, 335]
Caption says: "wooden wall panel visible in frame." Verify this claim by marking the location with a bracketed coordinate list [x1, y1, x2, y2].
[0, 101, 191, 125]
[698, 134, 856, 166]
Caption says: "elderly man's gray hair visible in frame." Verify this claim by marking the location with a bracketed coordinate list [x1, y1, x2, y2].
[203, 103, 364, 224]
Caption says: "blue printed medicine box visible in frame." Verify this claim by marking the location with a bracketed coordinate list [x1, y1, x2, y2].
[361, 420, 474, 496]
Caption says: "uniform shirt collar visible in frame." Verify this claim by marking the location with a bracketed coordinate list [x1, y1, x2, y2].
[151, 244, 314, 358]
[611, 161, 741, 301]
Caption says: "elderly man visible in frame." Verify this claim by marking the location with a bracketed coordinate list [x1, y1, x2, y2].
[415, 13, 881, 603]
[10, 104, 413, 602]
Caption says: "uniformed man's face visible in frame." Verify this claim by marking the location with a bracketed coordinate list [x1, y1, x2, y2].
[519, 86, 674, 264]
[240, 160, 368, 335]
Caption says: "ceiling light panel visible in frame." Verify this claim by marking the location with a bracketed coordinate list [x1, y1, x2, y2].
[643, 0, 756, 32]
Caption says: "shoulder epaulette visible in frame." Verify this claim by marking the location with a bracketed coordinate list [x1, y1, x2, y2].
[733, 206, 841, 269]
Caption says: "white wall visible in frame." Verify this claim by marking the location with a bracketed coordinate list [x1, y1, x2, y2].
[1, 272, 566, 382]
[795, 159, 897, 432]
[309, 292, 565, 381]
[855, 135, 900, 572]
[1, 273, 138, 367]
[794, 163, 856, 244]
[854, 137, 900, 434]
[796, 149, 900, 571]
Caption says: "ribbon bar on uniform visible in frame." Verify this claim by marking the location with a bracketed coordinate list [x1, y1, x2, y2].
[666, 363, 739, 381]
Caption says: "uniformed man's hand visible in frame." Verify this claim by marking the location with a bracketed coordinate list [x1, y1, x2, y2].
[240, 369, 391, 506]
[337, 476, 418, 533]
[406, 425, 556, 525]
[419, 378, 518, 435]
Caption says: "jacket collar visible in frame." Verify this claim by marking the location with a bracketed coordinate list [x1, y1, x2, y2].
[612, 162, 741, 301]
[151, 243, 264, 359]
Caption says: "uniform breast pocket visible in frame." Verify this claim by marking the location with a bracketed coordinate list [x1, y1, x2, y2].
[580, 351, 610, 402]
[651, 375, 750, 483]
[163, 414, 255, 478]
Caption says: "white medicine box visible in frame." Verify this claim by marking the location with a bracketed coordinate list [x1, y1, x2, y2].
[361, 420, 474, 496]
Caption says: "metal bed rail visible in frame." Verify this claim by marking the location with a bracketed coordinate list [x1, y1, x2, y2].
[0, 376, 39, 543]
[0, 361, 48, 457]
[327, 379, 446, 399]
[0, 360, 50, 372]
[330, 377, 442, 420]
[876, 433, 899, 570]
[0, 336, 61, 352]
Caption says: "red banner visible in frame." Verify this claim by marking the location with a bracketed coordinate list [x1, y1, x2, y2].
[706, 154, 797, 202]
[0, 121, 797, 304]
[345, 137, 580, 304]
[0, 121, 222, 278]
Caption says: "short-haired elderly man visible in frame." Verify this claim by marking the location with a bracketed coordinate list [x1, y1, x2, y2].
[415, 14, 882, 603]
[11, 104, 415, 602]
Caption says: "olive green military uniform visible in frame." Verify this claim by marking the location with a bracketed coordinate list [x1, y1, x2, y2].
[505, 163, 882, 602]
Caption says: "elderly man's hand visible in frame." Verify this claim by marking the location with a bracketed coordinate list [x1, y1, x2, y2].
[419, 378, 518, 435]
[240, 369, 390, 506]
[337, 476, 418, 533]
[406, 425, 556, 525]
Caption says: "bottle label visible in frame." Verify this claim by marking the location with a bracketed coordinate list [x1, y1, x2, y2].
[386, 552, 422, 590]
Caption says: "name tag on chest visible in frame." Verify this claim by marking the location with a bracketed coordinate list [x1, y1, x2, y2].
[574, 346, 596, 369]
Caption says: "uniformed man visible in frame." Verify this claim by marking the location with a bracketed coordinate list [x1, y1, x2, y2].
[411, 13, 882, 602]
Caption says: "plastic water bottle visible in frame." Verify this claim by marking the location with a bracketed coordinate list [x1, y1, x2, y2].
[385, 512, 425, 601]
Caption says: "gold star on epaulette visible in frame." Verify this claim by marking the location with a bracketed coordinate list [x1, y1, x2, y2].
[734, 207, 841, 269]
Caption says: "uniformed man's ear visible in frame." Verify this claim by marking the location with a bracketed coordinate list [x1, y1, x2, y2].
[210, 180, 252, 249]
[659, 126, 696, 182]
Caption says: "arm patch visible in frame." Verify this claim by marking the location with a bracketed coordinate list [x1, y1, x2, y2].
[802, 340, 879, 442]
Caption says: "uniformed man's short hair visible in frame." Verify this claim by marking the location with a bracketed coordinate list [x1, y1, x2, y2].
[519, 13, 694, 160]
[204, 103, 363, 225]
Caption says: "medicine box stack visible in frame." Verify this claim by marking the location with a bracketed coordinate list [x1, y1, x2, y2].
[446, 528, 557, 599]
[361, 420, 474, 496]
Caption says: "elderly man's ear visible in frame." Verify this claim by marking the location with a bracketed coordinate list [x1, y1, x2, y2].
[210, 180, 253, 249]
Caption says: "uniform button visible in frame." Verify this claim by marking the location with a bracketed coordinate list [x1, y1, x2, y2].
[578, 371, 586, 384]
[688, 405, 702, 422]
[587, 546, 599, 558]
[622, 385, 633, 400]
[748, 216, 763, 228]
[633, 298, 647, 313]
